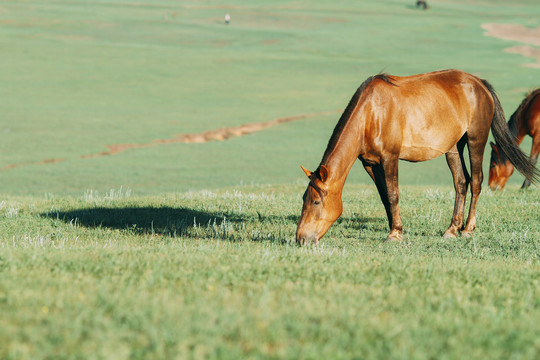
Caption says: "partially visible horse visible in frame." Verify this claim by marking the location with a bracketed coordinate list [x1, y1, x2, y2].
[416, 1, 429, 10]
[489, 88, 540, 190]
[297, 70, 538, 244]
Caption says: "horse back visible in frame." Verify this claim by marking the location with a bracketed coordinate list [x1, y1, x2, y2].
[360, 69, 493, 162]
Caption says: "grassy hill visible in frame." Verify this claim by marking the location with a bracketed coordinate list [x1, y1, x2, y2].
[1, 0, 539, 196]
[0, 1, 539, 359]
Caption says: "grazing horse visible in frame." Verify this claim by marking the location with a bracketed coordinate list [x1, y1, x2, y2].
[416, 1, 429, 10]
[489, 88, 540, 190]
[297, 69, 539, 244]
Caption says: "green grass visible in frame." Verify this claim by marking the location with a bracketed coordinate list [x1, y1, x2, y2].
[1, 0, 540, 358]
[0, 185, 539, 359]
[1, 0, 539, 195]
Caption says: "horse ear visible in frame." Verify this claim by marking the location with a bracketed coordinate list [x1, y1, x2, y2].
[490, 142, 498, 153]
[300, 165, 312, 178]
[319, 165, 329, 183]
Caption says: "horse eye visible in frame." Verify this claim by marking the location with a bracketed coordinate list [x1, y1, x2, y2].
[313, 200, 321, 205]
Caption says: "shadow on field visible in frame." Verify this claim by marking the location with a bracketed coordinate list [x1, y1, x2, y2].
[43, 207, 386, 243]
[334, 216, 388, 237]
[43, 206, 246, 238]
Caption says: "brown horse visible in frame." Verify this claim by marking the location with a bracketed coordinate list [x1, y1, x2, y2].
[489, 88, 540, 190]
[297, 69, 539, 244]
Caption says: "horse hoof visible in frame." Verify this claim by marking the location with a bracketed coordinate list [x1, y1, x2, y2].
[461, 231, 473, 238]
[385, 232, 403, 242]
[443, 230, 457, 239]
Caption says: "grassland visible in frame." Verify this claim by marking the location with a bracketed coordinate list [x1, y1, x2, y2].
[1, 0, 539, 195]
[1, 185, 539, 359]
[1, 0, 539, 359]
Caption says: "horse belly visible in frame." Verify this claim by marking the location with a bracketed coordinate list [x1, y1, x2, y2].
[398, 116, 466, 162]
[399, 145, 447, 162]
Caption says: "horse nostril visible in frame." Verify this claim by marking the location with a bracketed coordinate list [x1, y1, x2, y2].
[296, 234, 319, 246]
[296, 233, 314, 245]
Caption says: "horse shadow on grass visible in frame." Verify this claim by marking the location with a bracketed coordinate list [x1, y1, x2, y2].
[43, 206, 385, 244]
[45, 206, 242, 235]
[44, 206, 298, 243]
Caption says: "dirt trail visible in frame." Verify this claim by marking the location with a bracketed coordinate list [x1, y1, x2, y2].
[2, 110, 339, 171]
[482, 23, 540, 68]
[1, 158, 66, 171]
[82, 110, 338, 158]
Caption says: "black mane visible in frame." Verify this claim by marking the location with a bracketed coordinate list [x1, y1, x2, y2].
[320, 74, 396, 165]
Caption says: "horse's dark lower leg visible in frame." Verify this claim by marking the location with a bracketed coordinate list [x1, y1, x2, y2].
[444, 143, 469, 238]
[363, 163, 393, 229]
[521, 140, 539, 189]
[363, 161, 402, 240]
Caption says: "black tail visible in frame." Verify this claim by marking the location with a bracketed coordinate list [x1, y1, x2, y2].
[482, 79, 539, 185]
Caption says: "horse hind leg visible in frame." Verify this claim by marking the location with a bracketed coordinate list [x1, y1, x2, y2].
[462, 134, 488, 237]
[443, 139, 469, 238]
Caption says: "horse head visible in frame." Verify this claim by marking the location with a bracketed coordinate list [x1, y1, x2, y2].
[296, 165, 343, 245]
[488, 142, 514, 190]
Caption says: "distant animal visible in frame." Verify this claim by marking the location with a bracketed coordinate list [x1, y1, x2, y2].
[489, 88, 540, 190]
[416, 1, 429, 10]
[296, 69, 538, 244]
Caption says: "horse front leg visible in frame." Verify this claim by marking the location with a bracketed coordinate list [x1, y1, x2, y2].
[363, 162, 392, 227]
[381, 158, 403, 241]
[363, 159, 402, 241]
[521, 138, 539, 189]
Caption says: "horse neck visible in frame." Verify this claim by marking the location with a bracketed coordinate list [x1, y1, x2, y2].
[509, 90, 540, 144]
[508, 113, 526, 145]
[320, 121, 364, 191]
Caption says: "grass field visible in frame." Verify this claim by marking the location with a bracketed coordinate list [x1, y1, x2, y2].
[1, 0, 539, 359]
[1, 0, 539, 194]
[1, 186, 539, 359]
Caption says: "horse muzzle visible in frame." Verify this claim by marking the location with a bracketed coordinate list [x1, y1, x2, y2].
[296, 232, 320, 246]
